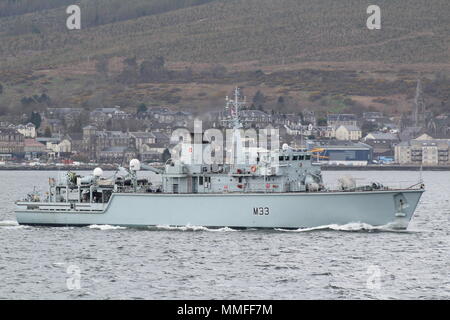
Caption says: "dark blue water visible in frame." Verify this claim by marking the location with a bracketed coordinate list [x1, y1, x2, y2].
[0, 170, 448, 299]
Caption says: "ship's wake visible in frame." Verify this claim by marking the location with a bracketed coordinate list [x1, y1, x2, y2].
[88, 224, 127, 230]
[275, 222, 415, 233]
[0, 220, 29, 229]
[83, 222, 416, 233]
[149, 225, 238, 232]
[85, 224, 237, 232]
[2, 220, 416, 233]
[0, 220, 19, 226]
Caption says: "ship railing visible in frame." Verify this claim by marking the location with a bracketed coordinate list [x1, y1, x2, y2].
[16, 201, 107, 212]
[325, 180, 424, 192]
[377, 180, 424, 190]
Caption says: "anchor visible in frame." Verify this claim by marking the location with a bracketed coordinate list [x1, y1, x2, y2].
[394, 193, 409, 217]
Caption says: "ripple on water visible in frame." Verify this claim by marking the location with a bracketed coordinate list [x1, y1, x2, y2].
[0, 170, 448, 299]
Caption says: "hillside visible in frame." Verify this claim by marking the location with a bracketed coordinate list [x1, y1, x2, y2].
[0, 0, 449, 119]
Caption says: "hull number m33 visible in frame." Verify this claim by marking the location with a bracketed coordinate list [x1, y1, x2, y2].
[253, 207, 270, 215]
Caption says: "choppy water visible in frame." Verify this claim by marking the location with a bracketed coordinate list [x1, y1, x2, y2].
[0, 170, 448, 299]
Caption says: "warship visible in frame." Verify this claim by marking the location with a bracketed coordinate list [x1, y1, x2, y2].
[15, 88, 424, 229]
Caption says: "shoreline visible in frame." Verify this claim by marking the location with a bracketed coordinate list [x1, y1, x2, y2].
[320, 165, 450, 171]
[0, 165, 449, 171]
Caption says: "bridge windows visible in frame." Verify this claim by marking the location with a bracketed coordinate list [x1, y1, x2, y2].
[285, 154, 308, 161]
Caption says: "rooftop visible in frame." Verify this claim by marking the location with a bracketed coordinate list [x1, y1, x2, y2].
[0, 128, 21, 135]
[365, 132, 399, 140]
[240, 110, 270, 117]
[313, 141, 372, 150]
[96, 130, 129, 138]
[101, 146, 134, 153]
[337, 124, 360, 131]
[327, 114, 357, 121]
[130, 132, 156, 139]
[24, 139, 46, 147]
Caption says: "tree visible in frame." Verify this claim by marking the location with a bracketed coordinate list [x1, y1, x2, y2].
[124, 56, 137, 67]
[44, 126, 52, 137]
[317, 118, 327, 126]
[139, 56, 167, 82]
[29, 111, 42, 129]
[162, 148, 171, 163]
[210, 64, 227, 78]
[252, 90, 266, 110]
[137, 103, 148, 114]
[36, 93, 51, 104]
[117, 56, 139, 84]
[276, 96, 286, 111]
[31, 24, 41, 34]
[361, 121, 378, 135]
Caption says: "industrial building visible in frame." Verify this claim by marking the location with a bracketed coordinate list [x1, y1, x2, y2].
[309, 141, 373, 166]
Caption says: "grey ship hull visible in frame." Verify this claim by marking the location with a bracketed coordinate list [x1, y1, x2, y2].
[16, 189, 423, 229]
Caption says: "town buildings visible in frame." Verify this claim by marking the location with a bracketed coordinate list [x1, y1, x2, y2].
[310, 141, 373, 166]
[16, 123, 36, 138]
[395, 134, 450, 165]
[327, 114, 358, 127]
[0, 128, 24, 159]
[363, 132, 399, 157]
[1, 83, 450, 167]
[335, 125, 362, 141]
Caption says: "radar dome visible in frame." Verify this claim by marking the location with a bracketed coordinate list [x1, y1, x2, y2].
[93, 167, 103, 177]
[282, 143, 289, 151]
[130, 159, 141, 171]
[338, 175, 356, 190]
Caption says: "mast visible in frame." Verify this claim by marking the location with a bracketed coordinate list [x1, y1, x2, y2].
[226, 87, 245, 129]
[226, 87, 246, 166]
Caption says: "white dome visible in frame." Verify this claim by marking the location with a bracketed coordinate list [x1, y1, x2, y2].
[282, 143, 289, 150]
[130, 159, 141, 171]
[93, 167, 103, 177]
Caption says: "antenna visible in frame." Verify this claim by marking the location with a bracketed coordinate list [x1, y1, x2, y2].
[419, 165, 423, 184]
[223, 87, 247, 166]
[224, 87, 246, 129]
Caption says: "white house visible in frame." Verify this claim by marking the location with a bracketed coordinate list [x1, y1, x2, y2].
[16, 123, 36, 138]
[335, 125, 362, 141]
[47, 138, 72, 153]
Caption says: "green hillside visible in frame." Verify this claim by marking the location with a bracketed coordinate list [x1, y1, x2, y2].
[1, 0, 450, 69]
[0, 0, 449, 118]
